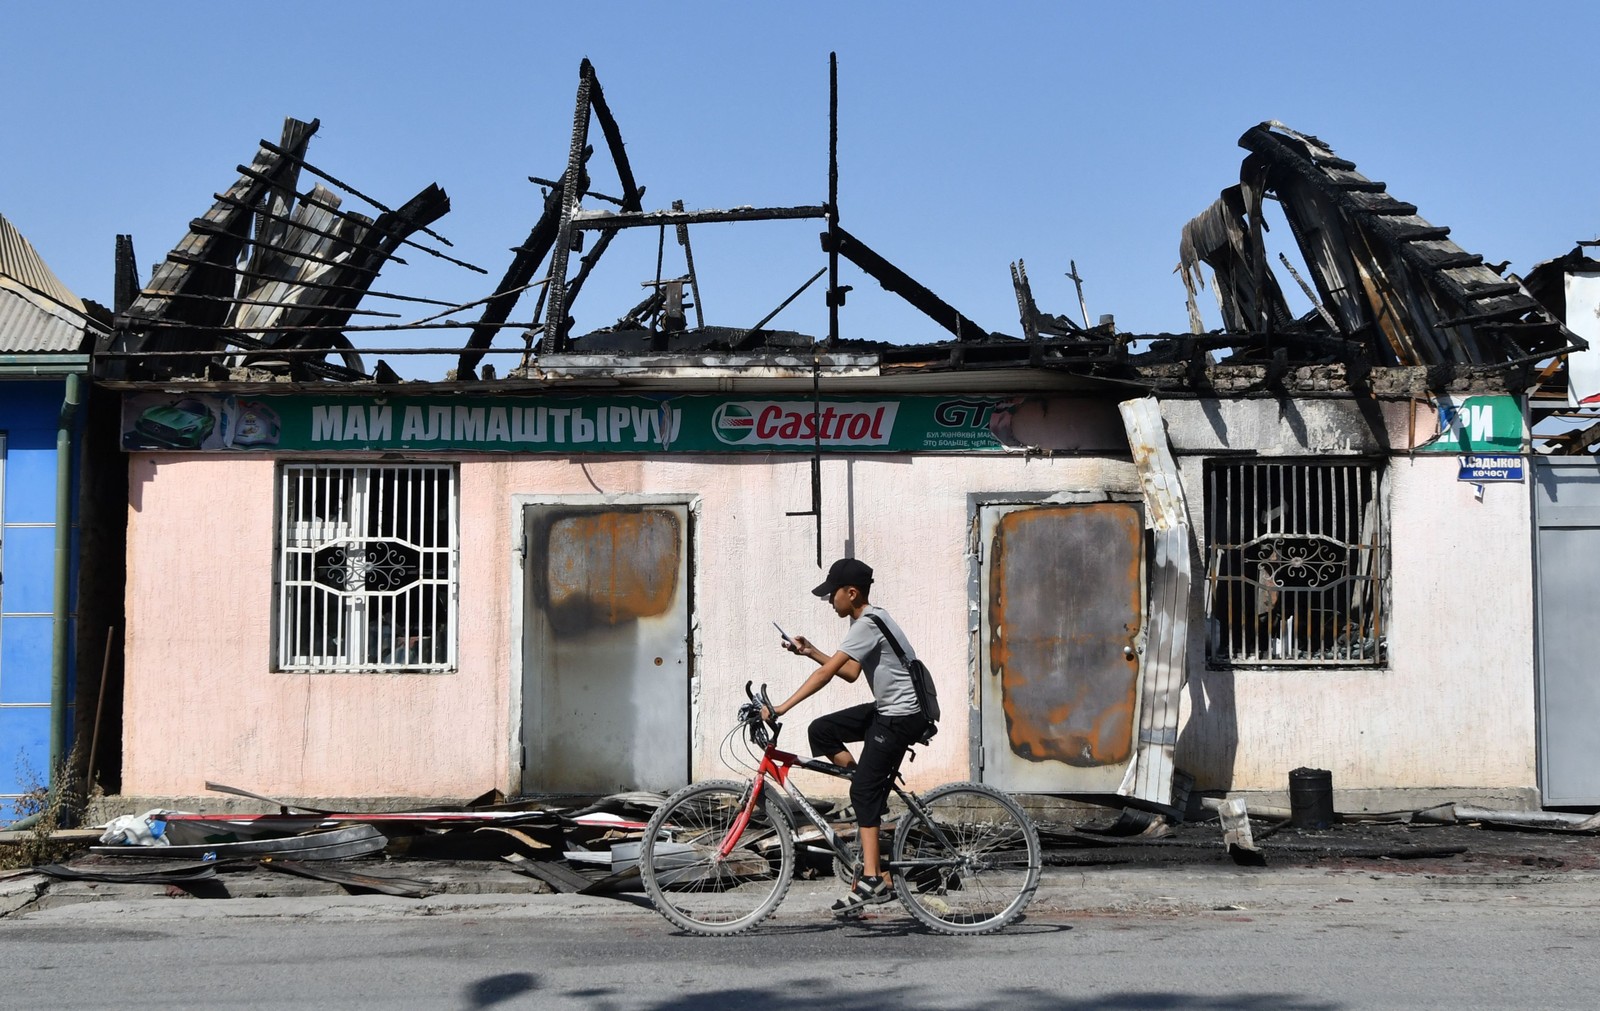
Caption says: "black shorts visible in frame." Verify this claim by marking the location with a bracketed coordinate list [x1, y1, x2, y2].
[808, 702, 931, 828]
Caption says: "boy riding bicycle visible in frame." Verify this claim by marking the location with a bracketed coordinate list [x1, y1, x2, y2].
[762, 557, 932, 915]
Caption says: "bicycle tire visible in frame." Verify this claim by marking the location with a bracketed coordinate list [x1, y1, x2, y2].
[889, 781, 1041, 935]
[640, 779, 795, 936]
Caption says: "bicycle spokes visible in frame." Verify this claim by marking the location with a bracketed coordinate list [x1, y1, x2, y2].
[890, 783, 1041, 935]
[639, 780, 796, 936]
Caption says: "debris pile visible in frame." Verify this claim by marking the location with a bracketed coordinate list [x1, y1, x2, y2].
[9, 782, 1600, 909]
[28, 781, 857, 899]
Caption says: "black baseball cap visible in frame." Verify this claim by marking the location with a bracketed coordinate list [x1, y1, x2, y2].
[812, 557, 874, 598]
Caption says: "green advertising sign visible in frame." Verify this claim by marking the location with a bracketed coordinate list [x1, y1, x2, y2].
[121, 392, 1022, 454]
[1415, 394, 1526, 454]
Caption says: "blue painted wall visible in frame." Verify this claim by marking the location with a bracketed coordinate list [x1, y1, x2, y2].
[0, 380, 79, 808]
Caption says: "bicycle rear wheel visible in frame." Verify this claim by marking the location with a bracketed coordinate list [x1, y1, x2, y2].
[640, 779, 795, 936]
[890, 782, 1041, 935]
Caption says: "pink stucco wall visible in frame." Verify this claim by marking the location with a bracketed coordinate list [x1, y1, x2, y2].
[123, 447, 1135, 799]
[123, 455, 506, 797]
[121, 404, 1537, 801]
[1174, 455, 1536, 793]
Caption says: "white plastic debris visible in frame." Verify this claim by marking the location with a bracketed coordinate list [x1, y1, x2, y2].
[98, 810, 175, 846]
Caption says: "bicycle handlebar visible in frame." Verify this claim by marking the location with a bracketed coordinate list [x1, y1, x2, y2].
[743, 680, 781, 745]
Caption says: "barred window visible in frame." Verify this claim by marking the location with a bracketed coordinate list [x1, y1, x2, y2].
[1204, 460, 1387, 666]
[276, 463, 457, 672]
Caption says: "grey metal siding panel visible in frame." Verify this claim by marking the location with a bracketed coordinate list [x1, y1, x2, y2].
[1534, 457, 1600, 805]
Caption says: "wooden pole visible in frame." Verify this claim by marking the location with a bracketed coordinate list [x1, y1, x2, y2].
[87, 627, 113, 791]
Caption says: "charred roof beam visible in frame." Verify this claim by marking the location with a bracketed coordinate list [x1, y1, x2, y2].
[1239, 123, 1570, 363]
[571, 205, 827, 230]
[821, 226, 996, 342]
[555, 60, 648, 352]
[291, 183, 451, 375]
[457, 150, 592, 378]
[106, 118, 320, 377]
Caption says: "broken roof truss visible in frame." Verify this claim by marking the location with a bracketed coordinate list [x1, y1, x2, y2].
[100, 58, 1019, 386]
[1177, 122, 1582, 371]
[103, 116, 468, 382]
[96, 78, 1584, 400]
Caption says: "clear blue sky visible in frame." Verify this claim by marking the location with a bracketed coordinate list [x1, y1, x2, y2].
[4, 2, 1597, 377]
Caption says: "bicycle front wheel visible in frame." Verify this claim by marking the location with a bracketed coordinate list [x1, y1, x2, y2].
[639, 779, 795, 936]
[890, 782, 1041, 935]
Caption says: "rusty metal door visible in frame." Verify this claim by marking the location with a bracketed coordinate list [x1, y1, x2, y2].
[521, 503, 690, 794]
[978, 502, 1145, 793]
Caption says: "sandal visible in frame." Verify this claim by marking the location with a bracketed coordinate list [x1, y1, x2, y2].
[832, 874, 896, 916]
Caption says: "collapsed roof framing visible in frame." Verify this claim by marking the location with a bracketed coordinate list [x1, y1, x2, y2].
[96, 73, 1584, 402]
[1176, 122, 1582, 371]
[101, 58, 1014, 385]
[457, 56, 1003, 378]
[103, 117, 464, 382]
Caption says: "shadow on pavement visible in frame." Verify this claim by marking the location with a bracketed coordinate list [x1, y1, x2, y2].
[464, 971, 539, 1008]
[606, 986, 1339, 1010]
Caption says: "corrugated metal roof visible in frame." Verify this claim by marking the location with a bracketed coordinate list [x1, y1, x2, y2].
[0, 278, 92, 353]
[0, 212, 101, 354]
[0, 212, 83, 313]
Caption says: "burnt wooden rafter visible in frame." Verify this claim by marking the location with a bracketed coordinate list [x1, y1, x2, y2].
[455, 151, 591, 378]
[821, 226, 995, 342]
[108, 115, 455, 381]
[114, 118, 318, 357]
[258, 138, 478, 270]
[570, 205, 827, 230]
[560, 69, 649, 336]
[294, 184, 451, 376]
[542, 63, 597, 355]
[1174, 122, 1587, 373]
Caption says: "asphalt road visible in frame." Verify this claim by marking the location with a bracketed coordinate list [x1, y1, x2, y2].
[3, 872, 1596, 1010]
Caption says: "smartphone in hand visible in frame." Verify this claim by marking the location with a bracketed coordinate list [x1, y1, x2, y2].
[773, 621, 794, 645]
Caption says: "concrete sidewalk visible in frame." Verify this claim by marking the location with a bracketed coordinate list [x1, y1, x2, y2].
[8, 860, 1600, 926]
[7, 812, 1597, 921]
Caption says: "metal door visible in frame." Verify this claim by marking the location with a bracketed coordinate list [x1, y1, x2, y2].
[1534, 457, 1600, 805]
[978, 501, 1145, 792]
[521, 503, 690, 794]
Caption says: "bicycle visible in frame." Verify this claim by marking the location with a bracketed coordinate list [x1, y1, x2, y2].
[639, 682, 1042, 936]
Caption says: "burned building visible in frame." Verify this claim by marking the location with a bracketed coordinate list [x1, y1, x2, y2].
[90, 65, 1587, 814]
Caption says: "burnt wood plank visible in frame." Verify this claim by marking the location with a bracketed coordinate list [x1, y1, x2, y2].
[821, 226, 994, 341]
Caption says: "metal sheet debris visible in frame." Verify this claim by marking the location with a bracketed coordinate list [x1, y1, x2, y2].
[1118, 397, 1193, 809]
[260, 859, 436, 898]
[91, 824, 387, 860]
[35, 860, 230, 884]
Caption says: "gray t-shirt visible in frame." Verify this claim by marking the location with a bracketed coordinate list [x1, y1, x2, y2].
[839, 605, 921, 717]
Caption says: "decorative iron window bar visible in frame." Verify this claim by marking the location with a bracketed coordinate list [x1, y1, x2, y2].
[277, 463, 458, 672]
[1204, 460, 1387, 666]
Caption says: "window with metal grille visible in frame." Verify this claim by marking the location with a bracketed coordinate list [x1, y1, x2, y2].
[276, 463, 457, 672]
[1204, 460, 1387, 667]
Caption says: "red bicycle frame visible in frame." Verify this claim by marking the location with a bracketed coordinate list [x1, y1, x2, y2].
[719, 744, 805, 859]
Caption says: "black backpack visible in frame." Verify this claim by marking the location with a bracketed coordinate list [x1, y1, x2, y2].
[866, 614, 940, 744]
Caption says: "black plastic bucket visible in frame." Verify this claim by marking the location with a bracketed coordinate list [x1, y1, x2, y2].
[1288, 767, 1334, 829]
